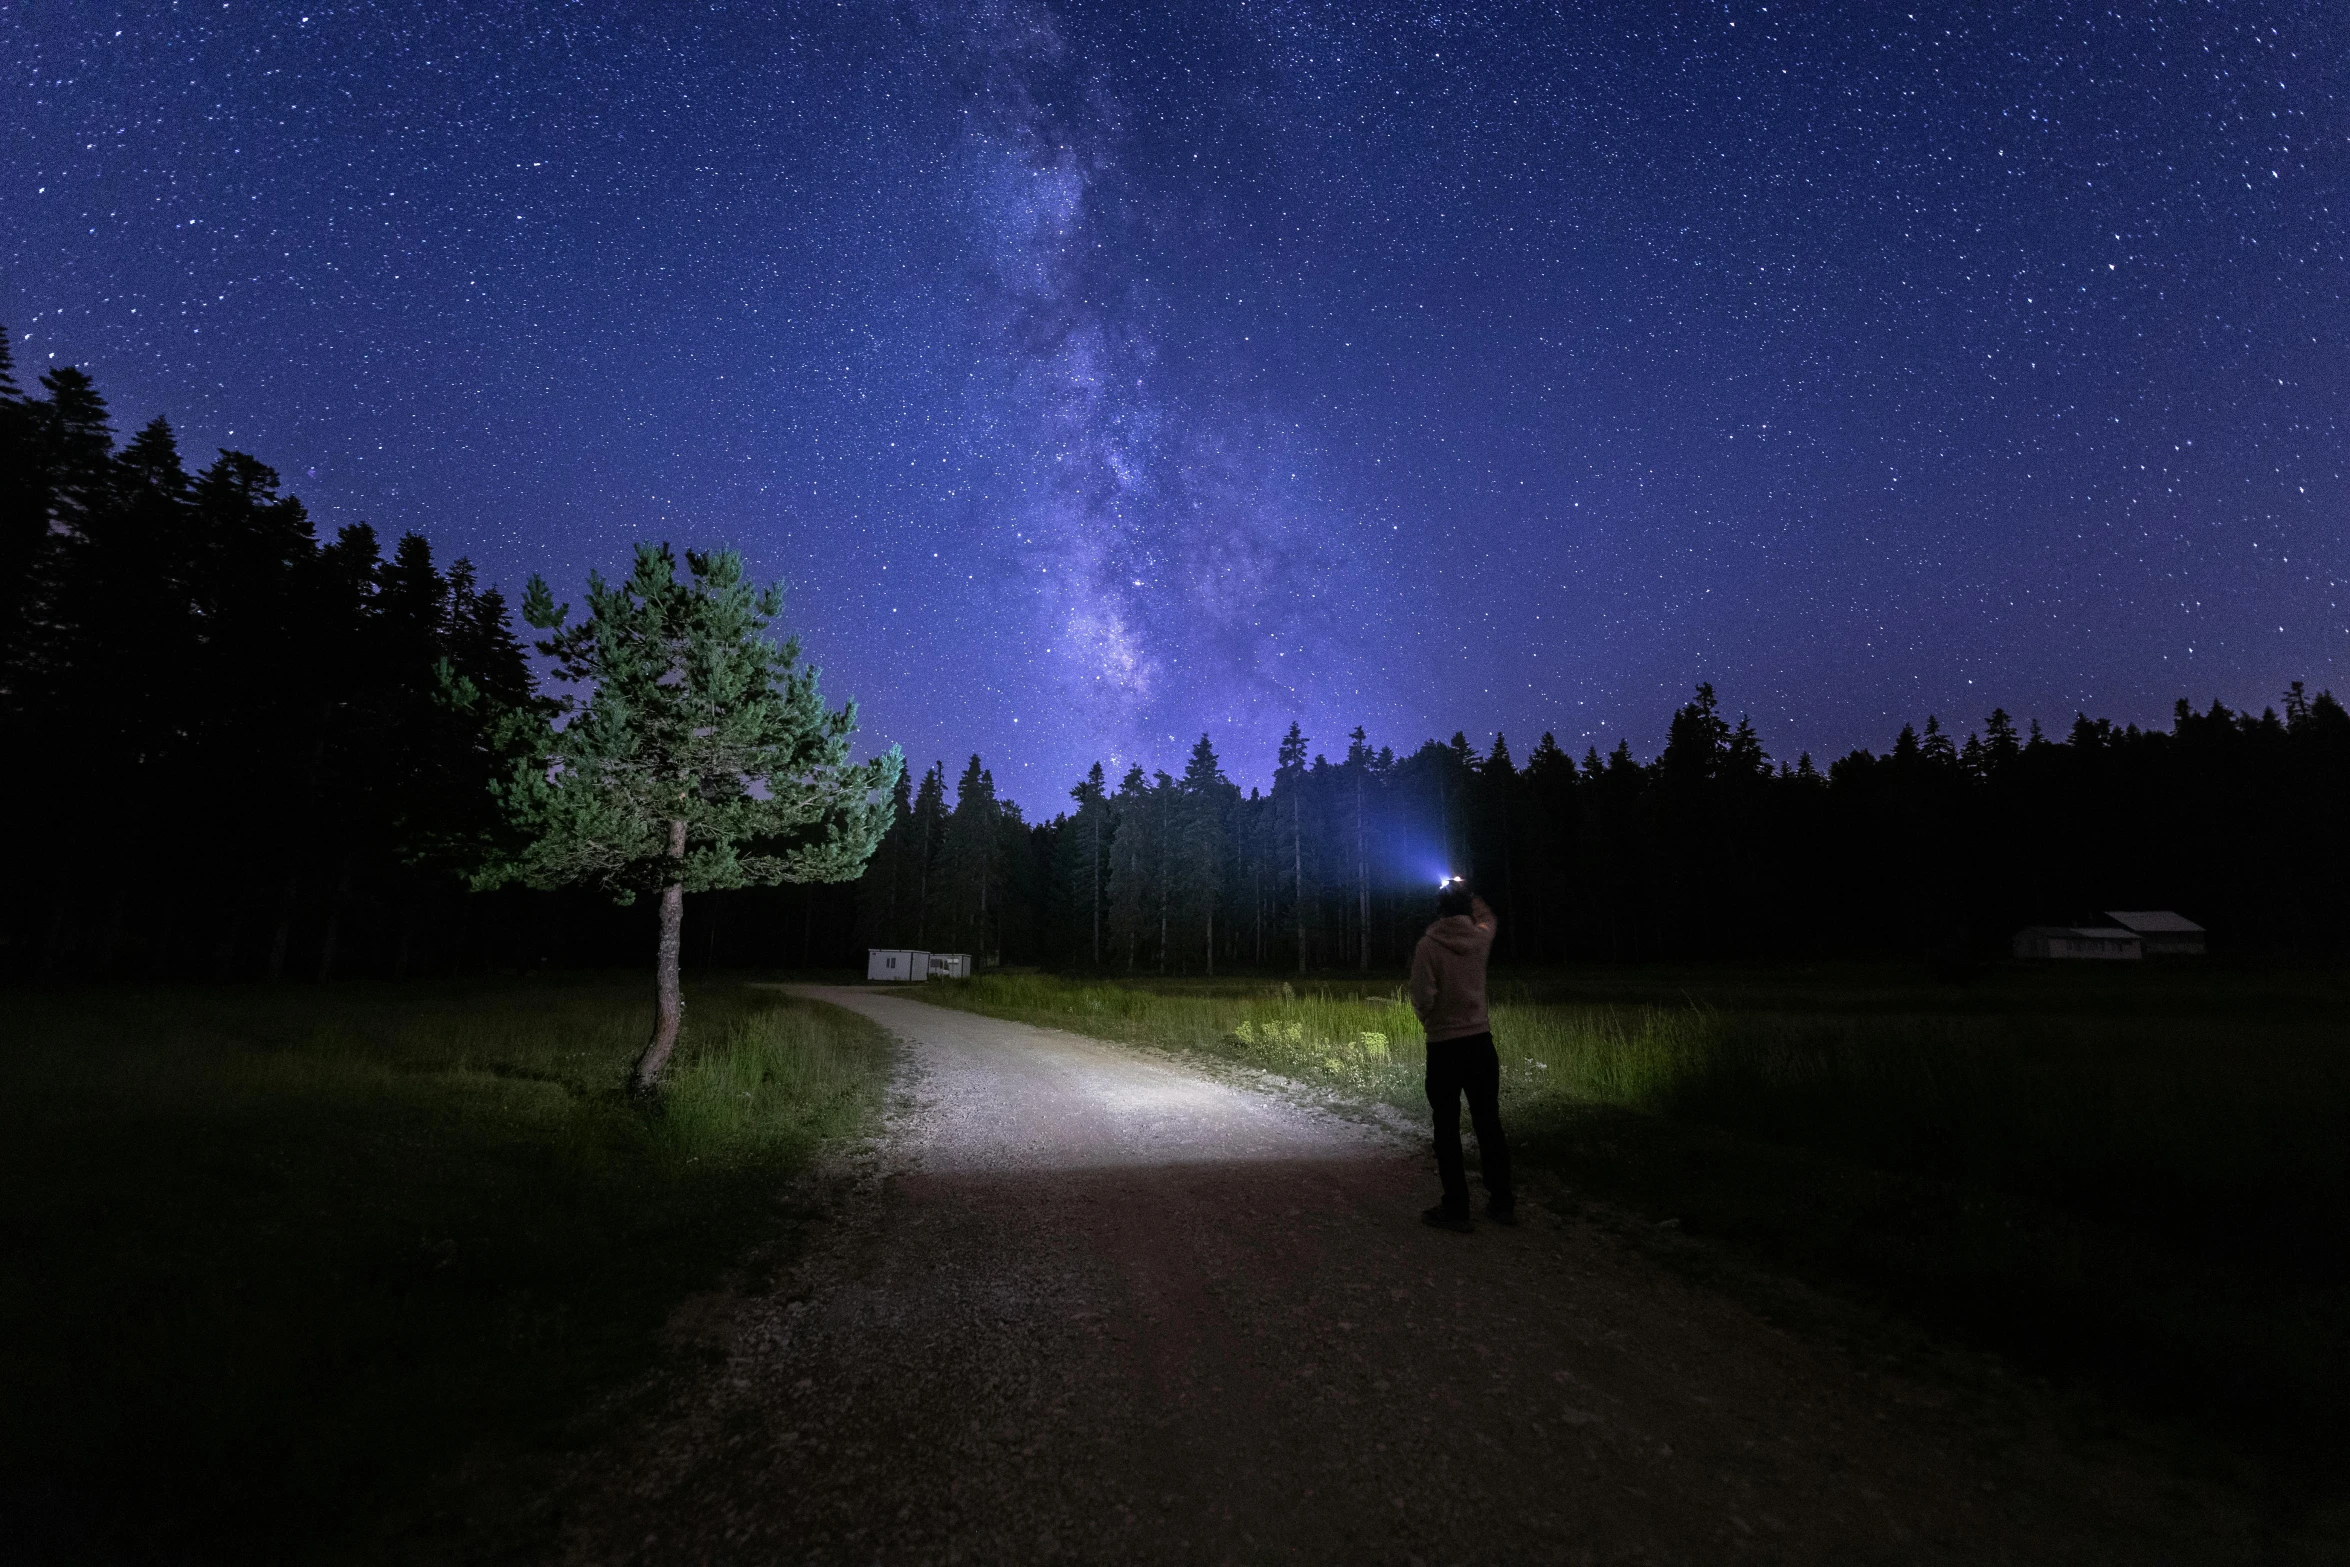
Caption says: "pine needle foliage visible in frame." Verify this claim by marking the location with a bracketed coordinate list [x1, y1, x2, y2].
[497, 543, 902, 1086]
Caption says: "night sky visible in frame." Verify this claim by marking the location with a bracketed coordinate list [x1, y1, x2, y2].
[6, 2, 2344, 797]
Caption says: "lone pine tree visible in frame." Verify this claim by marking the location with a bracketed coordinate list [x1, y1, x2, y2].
[501, 544, 901, 1090]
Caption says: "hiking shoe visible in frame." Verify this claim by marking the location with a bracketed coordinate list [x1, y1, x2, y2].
[1485, 1199, 1518, 1226]
[1421, 1204, 1474, 1233]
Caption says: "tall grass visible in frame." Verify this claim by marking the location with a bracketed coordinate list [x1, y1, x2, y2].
[933, 968, 2350, 1441]
[941, 970, 2348, 1240]
[0, 976, 893, 1563]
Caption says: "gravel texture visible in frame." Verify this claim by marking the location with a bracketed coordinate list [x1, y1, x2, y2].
[537, 987, 2290, 1565]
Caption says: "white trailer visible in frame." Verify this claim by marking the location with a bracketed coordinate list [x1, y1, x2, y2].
[927, 952, 972, 979]
[866, 948, 932, 982]
[2011, 926, 2142, 960]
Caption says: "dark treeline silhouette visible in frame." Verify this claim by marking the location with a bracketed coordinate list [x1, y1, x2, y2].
[0, 331, 546, 977]
[10, 332, 2345, 977]
[863, 681, 2350, 971]
[0, 333, 872, 979]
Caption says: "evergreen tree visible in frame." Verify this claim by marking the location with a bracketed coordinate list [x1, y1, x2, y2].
[4, 367, 115, 710]
[502, 544, 901, 1089]
[1478, 733, 1518, 958]
[0, 325, 41, 683]
[1274, 722, 1310, 971]
[1521, 732, 1577, 960]
[1150, 770, 1178, 971]
[908, 762, 947, 944]
[993, 795, 1038, 963]
[1065, 761, 1111, 966]
[857, 766, 919, 948]
[938, 756, 1002, 959]
[1346, 727, 1374, 970]
[1982, 708, 2021, 771]
[1106, 762, 1154, 969]
[0, 340, 544, 979]
[1176, 736, 1235, 974]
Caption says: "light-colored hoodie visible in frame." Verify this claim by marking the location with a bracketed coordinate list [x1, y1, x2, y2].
[1408, 910, 1497, 1044]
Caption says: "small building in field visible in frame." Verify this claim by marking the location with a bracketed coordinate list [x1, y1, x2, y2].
[2012, 926, 2143, 961]
[2104, 910, 2207, 956]
[867, 948, 932, 982]
[927, 952, 973, 979]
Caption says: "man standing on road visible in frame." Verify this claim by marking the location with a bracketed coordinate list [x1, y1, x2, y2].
[1408, 877, 1514, 1231]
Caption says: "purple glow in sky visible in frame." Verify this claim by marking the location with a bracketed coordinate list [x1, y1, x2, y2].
[6, 1, 2344, 798]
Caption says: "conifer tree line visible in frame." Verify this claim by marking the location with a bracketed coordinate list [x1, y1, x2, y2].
[10, 330, 2345, 977]
[0, 330, 546, 977]
[862, 680, 2350, 970]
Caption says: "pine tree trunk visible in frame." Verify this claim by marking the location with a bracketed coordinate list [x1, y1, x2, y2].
[40, 900, 74, 976]
[917, 817, 931, 947]
[316, 865, 351, 983]
[212, 911, 245, 980]
[266, 869, 300, 982]
[632, 818, 689, 1092]
[1437, 765, 1450, 872]
[1357, 773, 1369, 972]
[101, 892, 128, 974]
[1498, 791, 1516, 960]
[1293, 794, 1306, 974]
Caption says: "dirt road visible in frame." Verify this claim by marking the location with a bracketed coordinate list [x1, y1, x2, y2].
[540, 988, 2278, 1565]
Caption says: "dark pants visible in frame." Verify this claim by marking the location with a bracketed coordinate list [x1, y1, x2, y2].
[1425, 1031, 1512, 1212]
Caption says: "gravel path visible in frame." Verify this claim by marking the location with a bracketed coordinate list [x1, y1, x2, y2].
[541, 988, 2281, 1565]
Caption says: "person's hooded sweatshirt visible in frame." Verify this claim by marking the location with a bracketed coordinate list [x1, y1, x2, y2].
[1408, 911, 1497, 1044]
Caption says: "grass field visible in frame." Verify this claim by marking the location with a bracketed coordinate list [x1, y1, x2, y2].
[0, 976, 893, 1563]
[928, 962, 2350, 1468]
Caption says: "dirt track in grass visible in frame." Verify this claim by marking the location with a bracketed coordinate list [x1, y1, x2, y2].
[534, 986, 2306, 1565]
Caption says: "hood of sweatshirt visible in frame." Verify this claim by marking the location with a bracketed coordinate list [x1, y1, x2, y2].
[1422, 914, 1489, 955]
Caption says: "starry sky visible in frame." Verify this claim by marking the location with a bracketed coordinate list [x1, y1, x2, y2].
[6, 1, 2344, 798]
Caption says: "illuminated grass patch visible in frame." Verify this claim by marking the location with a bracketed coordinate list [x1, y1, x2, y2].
[929, 966, 2350, 1450]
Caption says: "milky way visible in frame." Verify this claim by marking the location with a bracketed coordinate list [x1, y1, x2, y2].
[946, 1, 1398, 769]
[5, 2, 2343, 798]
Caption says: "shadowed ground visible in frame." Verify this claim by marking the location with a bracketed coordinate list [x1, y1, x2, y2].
[537, 988, 2294, 1565]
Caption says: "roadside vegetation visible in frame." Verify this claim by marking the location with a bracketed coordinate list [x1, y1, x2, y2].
[0, 977, 892, 1563]
[929, 961, 2350, 1469]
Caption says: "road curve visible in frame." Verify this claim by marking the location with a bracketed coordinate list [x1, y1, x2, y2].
[541, 987, 2266, 1565]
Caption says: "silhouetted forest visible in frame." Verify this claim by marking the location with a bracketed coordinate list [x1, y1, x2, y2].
[0, 335, 858, 979]
[8, 331, 2344, 978]
[0, 333, 547, 977]
[865, 691, 2350, 973]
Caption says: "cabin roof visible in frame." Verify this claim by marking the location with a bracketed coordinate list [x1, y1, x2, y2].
[2104, 910, 2204, 934]
[2015, 925, 2139, 941]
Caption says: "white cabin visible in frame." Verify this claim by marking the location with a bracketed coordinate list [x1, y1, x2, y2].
[866, 948, 932, 982]
[2012, 926, 2142, 961]
[2104, 911, 2206, 957]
